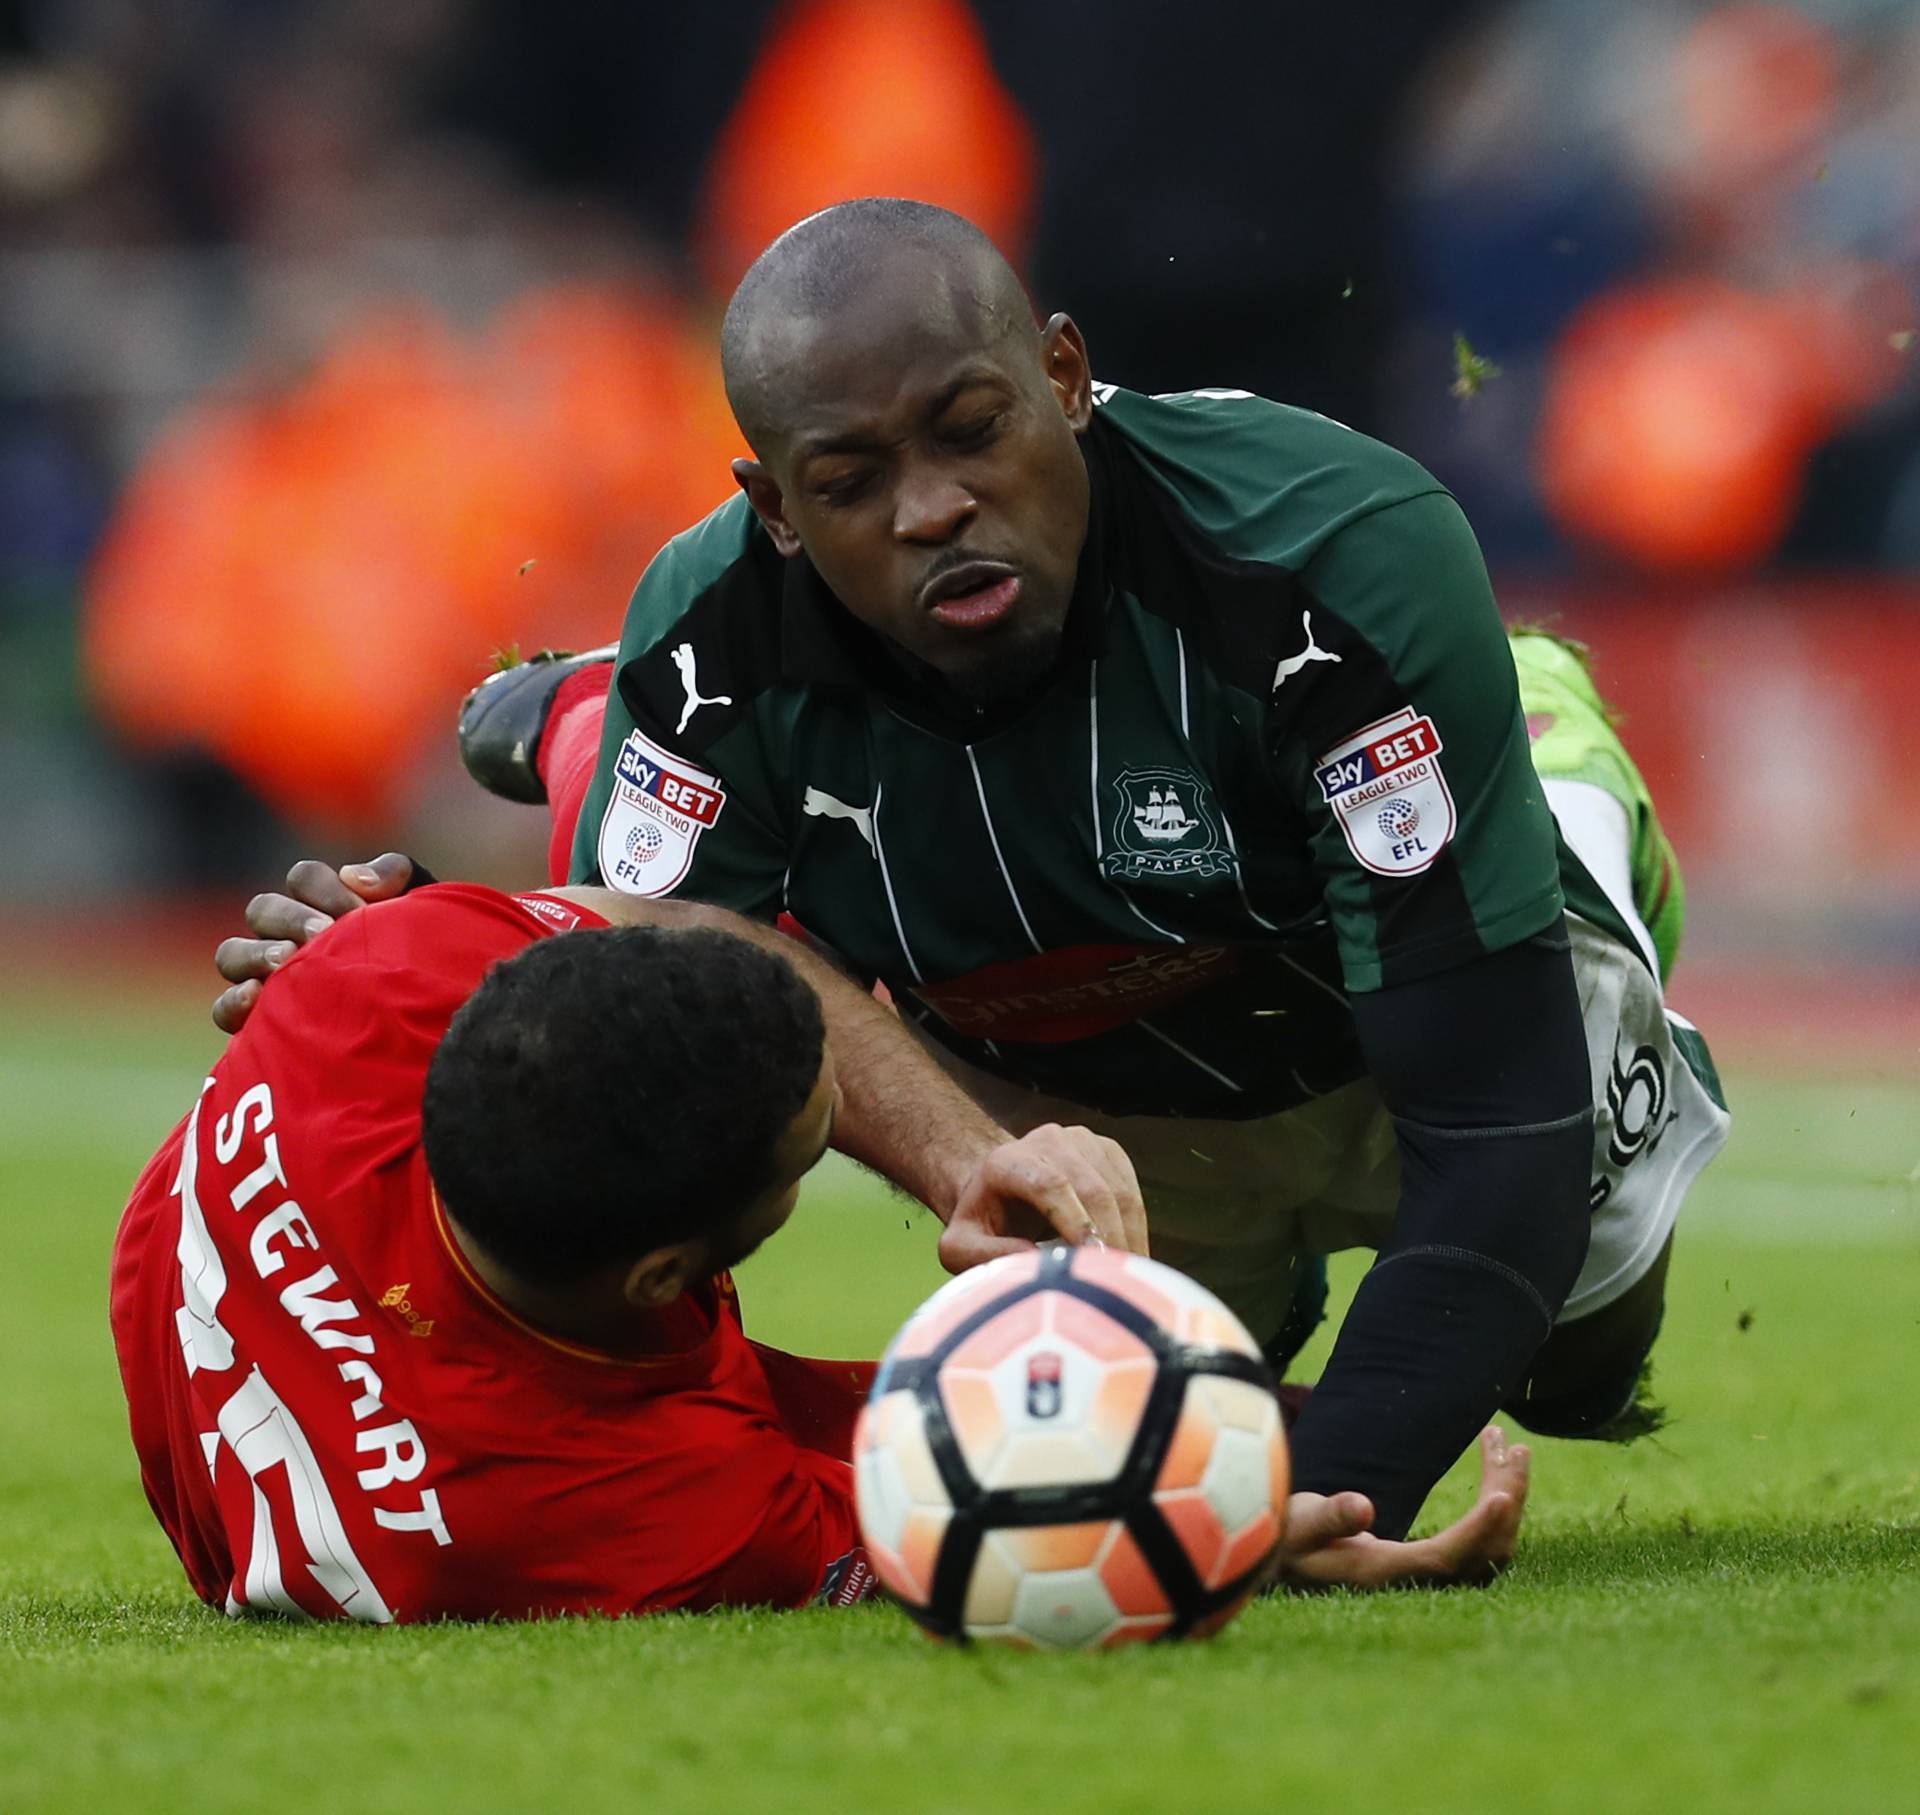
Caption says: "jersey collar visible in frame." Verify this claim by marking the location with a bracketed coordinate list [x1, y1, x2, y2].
[428, 1183, 729, 1382]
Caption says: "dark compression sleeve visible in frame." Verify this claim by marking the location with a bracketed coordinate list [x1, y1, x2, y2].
[1286, 926, 1594, 1538]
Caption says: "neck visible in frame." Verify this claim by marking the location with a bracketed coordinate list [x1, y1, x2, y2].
[439, 1200, 694, 1357]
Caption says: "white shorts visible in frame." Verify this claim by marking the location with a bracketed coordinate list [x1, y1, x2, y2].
[918, 907, 1730, 1350]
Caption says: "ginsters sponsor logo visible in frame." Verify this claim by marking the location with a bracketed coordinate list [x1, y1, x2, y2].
[914, 944, 1238, 1043]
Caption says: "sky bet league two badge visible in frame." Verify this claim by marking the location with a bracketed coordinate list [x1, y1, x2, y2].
[1312, 707, 1457, 876]
[597, 728, 728, 897]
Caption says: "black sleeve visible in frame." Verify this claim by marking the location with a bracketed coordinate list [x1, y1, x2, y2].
[1284, 925, 1593, 1538]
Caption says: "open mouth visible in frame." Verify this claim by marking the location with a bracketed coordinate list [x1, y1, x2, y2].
[921, 562, 1022, 630]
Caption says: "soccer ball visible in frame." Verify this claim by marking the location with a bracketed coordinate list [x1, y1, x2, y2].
[853, 1244, 1288, 1649]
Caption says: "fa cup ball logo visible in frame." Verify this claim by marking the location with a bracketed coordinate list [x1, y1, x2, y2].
[1025, 1351, 1064, 1419]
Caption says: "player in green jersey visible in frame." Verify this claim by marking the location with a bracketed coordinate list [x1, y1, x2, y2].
[220, 201, 1727, 1547]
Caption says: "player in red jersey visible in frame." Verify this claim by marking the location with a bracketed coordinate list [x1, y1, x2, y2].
[114, 878, 1145, 1622]
[203, 868, 1537, 1597]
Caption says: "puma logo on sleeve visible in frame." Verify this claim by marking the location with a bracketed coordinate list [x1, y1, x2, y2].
[1271, 611, 1343, 692]
[672, 642, 733, 734]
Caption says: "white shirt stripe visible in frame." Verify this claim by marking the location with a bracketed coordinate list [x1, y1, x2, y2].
[1088, 659, 1184, 944]
[1217, 812, 1282, 933]
[966, 746, 1043, 955]
[1275, 946, 1352, 1011]
[1138, 1019, 1244, 1093]
[870, 782, 925, 983]
[1174, 626, 1190, 737]
[1088, 659, 1104, 858]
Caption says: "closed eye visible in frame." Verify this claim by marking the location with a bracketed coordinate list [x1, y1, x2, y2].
[943, 412, 1005, 451]
[813, 469, 876, 505]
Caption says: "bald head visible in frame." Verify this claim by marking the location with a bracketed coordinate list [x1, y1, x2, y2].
[721, 199, 1037, 448]
[719, 200, 1094, 707]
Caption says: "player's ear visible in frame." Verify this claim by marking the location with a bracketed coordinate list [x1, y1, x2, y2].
[622, 1243, 699, 1309]
[732, 458, 804, 558]
[1038, 314, 1093, 434]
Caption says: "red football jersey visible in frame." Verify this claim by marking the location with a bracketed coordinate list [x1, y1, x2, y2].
[111, 883, 877, 1623]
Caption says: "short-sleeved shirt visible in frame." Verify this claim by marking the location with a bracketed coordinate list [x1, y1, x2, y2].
[110, 883, 873, 1624]
[574, 386, 1609, 1121]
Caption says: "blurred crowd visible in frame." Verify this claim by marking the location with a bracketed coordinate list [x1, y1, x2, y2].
[1393, 0, 1920, 573]
[0, 0, 1916, 883]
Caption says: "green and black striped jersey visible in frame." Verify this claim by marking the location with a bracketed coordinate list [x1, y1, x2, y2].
[574, 385, 1629, 1120]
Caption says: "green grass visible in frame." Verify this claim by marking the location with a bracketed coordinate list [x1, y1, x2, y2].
[2, 976, 1917, 1814]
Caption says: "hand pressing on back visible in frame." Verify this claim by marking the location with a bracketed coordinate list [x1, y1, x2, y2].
[211, 853, 420, 1032]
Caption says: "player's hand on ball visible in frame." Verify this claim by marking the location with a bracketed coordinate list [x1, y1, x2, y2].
[937, 1123, 1150, 1273]
[211, 853, 416, 1032]
[1276, 1425, 1530, 1591]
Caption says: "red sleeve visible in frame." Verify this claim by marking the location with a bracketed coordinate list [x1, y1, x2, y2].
[594, 1323, 878, 1613]
[749, 1343, 878, 1460]
[724, 1347, 883, 1610]
[684, 1441, 877, 1611]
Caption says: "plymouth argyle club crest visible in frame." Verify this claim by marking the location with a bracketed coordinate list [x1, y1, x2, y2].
[1102, 768, 1234, 881]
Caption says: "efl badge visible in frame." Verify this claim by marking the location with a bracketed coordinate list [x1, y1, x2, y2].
[1312, 707, 1456, 876]
[596, 728, 727, 897]
[1101, 768, 1234, 881]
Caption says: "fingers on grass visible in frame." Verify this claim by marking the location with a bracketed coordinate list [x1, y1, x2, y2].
[1286, 1491, 1374, 1552]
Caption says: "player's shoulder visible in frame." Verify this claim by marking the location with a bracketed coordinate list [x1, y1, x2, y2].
[619, 492, 781, 662]
[612, 491, 795, 762]
[346, 880, 570, 950]
[1092, 382, 1450, 572]
[268, 884, 571, 1022]
[207, 885, 565, 1177]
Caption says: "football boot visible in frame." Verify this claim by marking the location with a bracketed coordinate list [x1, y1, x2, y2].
[457, 644, 617, 805]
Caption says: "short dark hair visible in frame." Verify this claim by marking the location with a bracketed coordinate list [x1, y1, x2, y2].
[422, 925, 825, 1286]
[721, 197, 1034, 443]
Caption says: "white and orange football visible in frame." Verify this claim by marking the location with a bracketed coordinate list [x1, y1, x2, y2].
[853, 1244, 1289, 1649]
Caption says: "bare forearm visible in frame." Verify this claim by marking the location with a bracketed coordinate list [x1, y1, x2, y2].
[799, 970, 1010, 1220]
[556, 887, 1146, 1256]
[642, 901, 1007, 1219]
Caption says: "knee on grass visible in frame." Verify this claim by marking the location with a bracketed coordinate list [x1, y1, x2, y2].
[1507, 1356, 1667, 1443]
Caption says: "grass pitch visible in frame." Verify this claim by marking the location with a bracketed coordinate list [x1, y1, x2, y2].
[2, 972, 1916, 1814]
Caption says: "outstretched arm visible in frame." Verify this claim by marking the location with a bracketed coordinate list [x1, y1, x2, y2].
[561, 884, 1148, 1268]
[1277, 1425, 1532, 1590]
[213, 859, 1149, 1269]
[1284, 931, 1592, 1539]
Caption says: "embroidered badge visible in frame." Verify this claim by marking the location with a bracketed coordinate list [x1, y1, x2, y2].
[596, 728, 727, 897]
[1101, 768, 1235, 881]
[1312, 707, 1457, 876]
